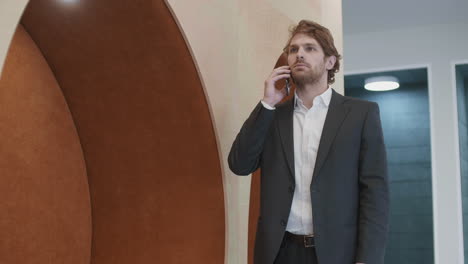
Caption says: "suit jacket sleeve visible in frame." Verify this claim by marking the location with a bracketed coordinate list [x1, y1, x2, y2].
[356, 102, 390, 264]
[228, 101, 276, 176]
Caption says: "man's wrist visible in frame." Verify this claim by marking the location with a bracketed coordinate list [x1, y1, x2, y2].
[261, 99, 276, 110]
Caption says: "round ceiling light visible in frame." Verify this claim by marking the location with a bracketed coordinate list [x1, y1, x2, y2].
[364, 76, 400, 91]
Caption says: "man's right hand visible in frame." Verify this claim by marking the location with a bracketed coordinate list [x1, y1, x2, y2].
[262, 66, 291, 107]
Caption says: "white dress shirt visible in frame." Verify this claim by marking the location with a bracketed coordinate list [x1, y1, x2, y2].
[261, 87, 332, 235]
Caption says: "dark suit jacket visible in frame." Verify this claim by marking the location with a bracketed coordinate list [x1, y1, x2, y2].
[228, 89, 389, 264]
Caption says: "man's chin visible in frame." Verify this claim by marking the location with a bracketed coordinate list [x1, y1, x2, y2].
[292, 71, 308, 80]
[293, 73, 319, 86]
[293, 71, 309, 78]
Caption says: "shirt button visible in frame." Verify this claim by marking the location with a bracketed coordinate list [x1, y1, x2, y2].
[280, 220, 287, 226]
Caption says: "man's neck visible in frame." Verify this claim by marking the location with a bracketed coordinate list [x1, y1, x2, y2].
[296, 79, 328, 109]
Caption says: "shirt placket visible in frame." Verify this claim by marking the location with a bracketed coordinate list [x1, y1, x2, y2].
[301, 107, 313, 231]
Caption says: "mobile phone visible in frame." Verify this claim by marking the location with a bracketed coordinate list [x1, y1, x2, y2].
[273, 53, 291, 97]
[285, 78, 291, 96]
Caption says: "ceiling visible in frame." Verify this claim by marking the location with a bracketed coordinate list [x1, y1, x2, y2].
[342, 0, 468, 35]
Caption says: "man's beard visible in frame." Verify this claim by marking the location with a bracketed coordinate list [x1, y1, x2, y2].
[291, 63, 326, 88]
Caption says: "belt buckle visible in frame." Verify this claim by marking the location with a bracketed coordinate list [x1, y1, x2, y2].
[303, 235, 314, 248]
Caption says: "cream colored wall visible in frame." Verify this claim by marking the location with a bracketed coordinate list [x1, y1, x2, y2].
[0, 0, 29, 77]
[165, 1, 343, 263]
[0, 1, 343, 263]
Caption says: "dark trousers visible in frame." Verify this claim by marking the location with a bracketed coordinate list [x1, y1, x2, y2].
[274, 232, 318, 264]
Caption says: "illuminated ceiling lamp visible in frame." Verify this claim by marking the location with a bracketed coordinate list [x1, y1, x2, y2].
[364, 76, 400, 91]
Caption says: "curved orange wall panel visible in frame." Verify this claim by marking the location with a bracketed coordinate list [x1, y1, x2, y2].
[20, 0, 225, 263]
[0, 25, 92, 264]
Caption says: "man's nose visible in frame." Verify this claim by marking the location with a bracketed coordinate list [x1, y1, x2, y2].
[296, 48, 304, 60]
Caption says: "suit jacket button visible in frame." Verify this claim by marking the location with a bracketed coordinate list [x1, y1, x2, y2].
[280, 220, 287, 226]
[288, 186, 294, 194]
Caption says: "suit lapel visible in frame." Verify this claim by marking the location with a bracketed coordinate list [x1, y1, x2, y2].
[277, 98, 295, 183]
[312, 89, 350, 184]
[276, 89, 350, 184]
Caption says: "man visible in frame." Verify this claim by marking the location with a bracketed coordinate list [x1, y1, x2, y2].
[228, 20, 389, 264]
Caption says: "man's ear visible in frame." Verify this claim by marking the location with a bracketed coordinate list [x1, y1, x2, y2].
[326, 55, 337, 70]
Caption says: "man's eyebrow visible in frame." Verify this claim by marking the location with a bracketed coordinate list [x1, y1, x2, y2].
[289, 43, 319, 48]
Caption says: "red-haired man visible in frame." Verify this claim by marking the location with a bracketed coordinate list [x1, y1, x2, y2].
[229, 20, 389, 264]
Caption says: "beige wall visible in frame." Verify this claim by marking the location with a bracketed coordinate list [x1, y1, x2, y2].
[165, 1, 343, 263]
[0, 0, 29, 76]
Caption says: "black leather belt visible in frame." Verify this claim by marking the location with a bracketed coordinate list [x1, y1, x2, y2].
[285, 231, 315, 248]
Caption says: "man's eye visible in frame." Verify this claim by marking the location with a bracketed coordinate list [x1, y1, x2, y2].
[289, 48, 297, 53]
[306, 47, 315, 51]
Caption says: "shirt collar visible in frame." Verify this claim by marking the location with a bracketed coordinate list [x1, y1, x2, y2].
[294, 86, 332, 109]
